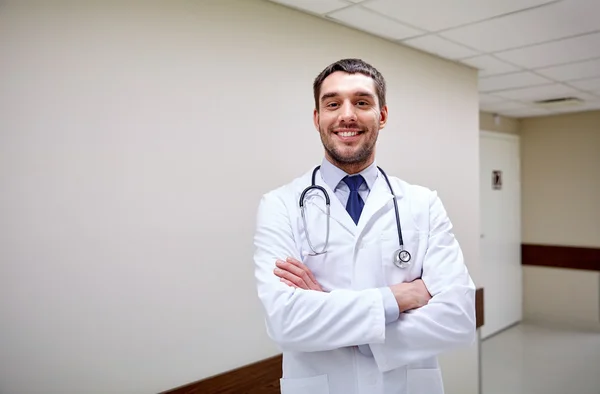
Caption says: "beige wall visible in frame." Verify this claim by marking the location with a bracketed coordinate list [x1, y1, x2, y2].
[0, 1, 480, 393]
[480, 111, 520, 135]
[520, 110, 600, 328]
[521, 110, 600, 247]
[523, 266, 600, 330]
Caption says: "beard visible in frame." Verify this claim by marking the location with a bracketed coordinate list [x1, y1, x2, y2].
[319, 125, 378, 168]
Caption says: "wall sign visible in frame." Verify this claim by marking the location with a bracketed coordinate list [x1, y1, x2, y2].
[492, 170, 502, 190]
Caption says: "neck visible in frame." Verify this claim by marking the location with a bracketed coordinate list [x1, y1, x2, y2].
[325, 154, 374, 175]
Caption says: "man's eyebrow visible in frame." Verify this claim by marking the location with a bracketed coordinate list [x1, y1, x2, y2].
[320, 91, 376, 102]
[320, 92, 339, 102]
[355, 91, 376, 99]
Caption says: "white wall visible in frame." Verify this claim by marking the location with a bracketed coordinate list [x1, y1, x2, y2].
[479, 111, 520, 135]
[0, 1, 480, 393]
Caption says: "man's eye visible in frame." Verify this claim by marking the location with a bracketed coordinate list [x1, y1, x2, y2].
[357, 101, 369, 106]
[326, 103, 339, 108]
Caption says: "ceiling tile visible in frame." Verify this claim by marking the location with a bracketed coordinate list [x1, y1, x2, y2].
[478, 72, 551, 92]
[269, 0, 349, 14]
[568, 77, 600, 91]
[345, 0, 365, 3]
[400, 35, 479, 59]
[479, 93, 507, 105]
[327, 6, 423, 40]
[494, 83, 599, 102]
[534, 58, 600, 81]
[497, 107, 553, 118]
[548, 100, 600, 114]
[440, 0, 600, 52]
[460, 55, 521, 77]
[361, 0, 554, 32]
[480, 101, 533, 112]
[494, 32, 600, 69]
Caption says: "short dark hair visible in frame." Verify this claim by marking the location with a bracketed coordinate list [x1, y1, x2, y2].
[313, 58, 386, 111]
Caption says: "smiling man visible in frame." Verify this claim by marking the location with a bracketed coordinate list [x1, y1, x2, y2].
[253, 58, 476, 394]
[314, 66, 386, 175]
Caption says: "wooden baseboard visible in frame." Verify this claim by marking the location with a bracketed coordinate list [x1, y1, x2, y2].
[475, 287, 484, 329]
[522, 244, 600, 271]
[161, 288, 485, 394]
[159, 354, 283, 394]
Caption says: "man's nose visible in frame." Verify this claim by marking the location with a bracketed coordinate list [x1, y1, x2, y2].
[339, 102, 357, 122]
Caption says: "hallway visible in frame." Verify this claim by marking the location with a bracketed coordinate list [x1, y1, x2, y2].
[482, 323, 600, 394]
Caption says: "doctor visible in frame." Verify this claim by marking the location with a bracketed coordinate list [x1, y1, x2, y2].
[253, 58, 476, 394]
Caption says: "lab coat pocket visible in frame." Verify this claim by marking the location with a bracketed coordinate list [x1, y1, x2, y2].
[280, 374, 330, 394]
[406, 368, 444, 394]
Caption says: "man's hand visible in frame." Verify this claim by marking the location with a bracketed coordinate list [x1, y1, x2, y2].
[274, 257, 324, 292]
[390, 279, 432, 313]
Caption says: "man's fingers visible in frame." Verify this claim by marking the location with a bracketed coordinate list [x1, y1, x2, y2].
[280, 278, 298, 288]
[274, 258, 323, 291]
[416, 279, 432, 298]
[274, 267, 307, 289]
[285, 257, 320, 287]
[276, 259, 317, 288]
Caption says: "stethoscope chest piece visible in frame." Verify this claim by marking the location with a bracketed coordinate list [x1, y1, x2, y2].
[393, 249, 411, 269]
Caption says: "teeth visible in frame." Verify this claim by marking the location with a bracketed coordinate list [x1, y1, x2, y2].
[339, 131, 358, 137]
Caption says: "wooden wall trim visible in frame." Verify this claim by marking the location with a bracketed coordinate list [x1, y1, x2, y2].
[475, 287, 484, 330]
[160, 288, 485, 394]
[522, 244, 600, 272]
[159, 354, 282, 394]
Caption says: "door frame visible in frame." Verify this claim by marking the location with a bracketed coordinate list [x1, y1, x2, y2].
[479, 130, 522, 340]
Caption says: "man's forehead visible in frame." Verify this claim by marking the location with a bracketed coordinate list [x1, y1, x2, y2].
[320, 72, 376, 95]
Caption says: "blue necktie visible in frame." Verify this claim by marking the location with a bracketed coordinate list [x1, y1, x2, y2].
[343, 175, 365, 224]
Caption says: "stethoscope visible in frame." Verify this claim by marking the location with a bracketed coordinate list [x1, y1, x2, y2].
[299, 166, 411, 269]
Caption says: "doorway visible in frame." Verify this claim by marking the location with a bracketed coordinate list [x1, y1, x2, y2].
[480, 130, 522, 339]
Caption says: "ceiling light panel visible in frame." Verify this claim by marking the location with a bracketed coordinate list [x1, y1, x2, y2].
[494, 32, 600, 69]
[461, 55, 521, 77]
[327, 6, 424, 40]
[361, 0, 555, 32]
[440, 0, 600, 53]
[478, 72, 552, 92]
[269, 0, 349, 15]
[535, 58, 600, 81]
[401, 35, 479, 59]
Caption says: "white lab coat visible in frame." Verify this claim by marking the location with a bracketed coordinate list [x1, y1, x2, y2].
[254, 167, 476, 394]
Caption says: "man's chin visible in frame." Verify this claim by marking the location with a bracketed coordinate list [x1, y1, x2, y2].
[330, 152, 366, 165]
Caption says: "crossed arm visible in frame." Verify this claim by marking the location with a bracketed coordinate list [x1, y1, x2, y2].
[254, 190, 476, 372]
[274, 257, 432, 313]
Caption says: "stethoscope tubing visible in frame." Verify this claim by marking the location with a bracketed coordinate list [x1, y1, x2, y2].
[299, 165, 409, 266]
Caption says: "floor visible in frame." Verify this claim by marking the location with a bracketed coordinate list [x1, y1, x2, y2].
[481, 323, 600, 394]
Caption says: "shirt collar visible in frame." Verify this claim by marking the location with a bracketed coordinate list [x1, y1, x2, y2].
[320, 157, 379, 192]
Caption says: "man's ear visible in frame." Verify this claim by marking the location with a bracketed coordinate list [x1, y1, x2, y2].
[313, 108, 320, 131]
[379, 105, 388, 129]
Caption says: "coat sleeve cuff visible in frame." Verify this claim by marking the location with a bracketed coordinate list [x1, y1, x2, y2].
[378, 287, 400, 324]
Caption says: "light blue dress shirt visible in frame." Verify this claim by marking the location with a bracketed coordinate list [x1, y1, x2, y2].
[319, 158, 399, 355]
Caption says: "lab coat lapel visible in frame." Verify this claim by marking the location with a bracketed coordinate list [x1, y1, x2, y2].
[309, 173, 357, 235]
[357, 173, 400, 234]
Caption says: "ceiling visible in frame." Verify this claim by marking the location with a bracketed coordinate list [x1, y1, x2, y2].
[266, 0, 600, 118]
